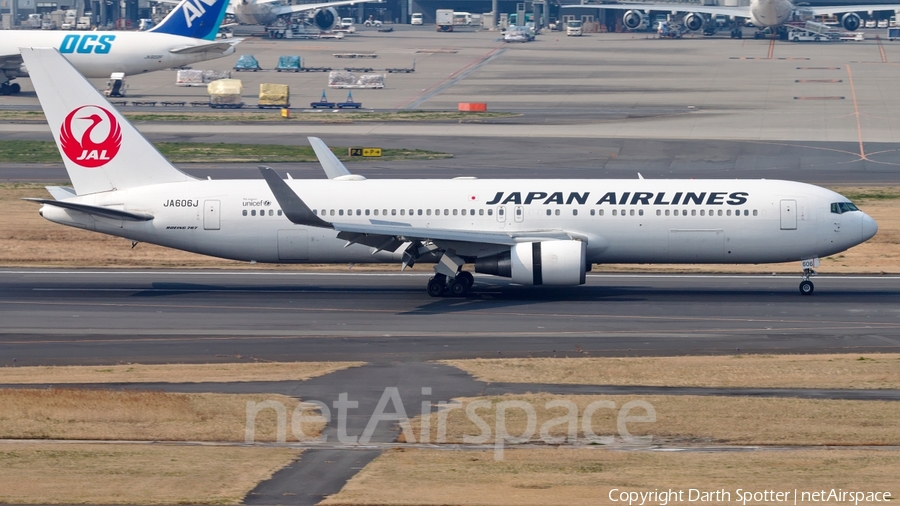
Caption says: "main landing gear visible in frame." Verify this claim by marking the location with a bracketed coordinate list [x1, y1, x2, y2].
[427, 271, 475, 297]
[1, 81, 21, 95]
[799, 267, 816, 295]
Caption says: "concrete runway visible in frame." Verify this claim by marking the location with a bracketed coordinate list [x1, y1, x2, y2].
[2, 270, 899, 366]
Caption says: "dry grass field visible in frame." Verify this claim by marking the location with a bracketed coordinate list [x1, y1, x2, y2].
[442, 354, 900, 389]
[0, 389, 322, 442]
[404, 394, 900, 446]
[0, 443, 298, 505]
[0, 361, 364, 384]
[1, 184, 897, 273]
[322, 449, 899, 506]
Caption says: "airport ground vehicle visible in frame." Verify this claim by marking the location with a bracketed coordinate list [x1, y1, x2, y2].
[364, 17, 382, 27]
[411, 13, 423, 25]
[76, 17, 91, 30]
[436, 9, 454, 31]
[566, 20, 583, 36]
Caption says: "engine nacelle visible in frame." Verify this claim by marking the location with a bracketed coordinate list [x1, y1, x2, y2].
[841, 12, 861, 31]
[475, 240, 586, 286]
[684, 12, 704, 31]
[622, 10, 647, 30]
[313, 7, 338, 31]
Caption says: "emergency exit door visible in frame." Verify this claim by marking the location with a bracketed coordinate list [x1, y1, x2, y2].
[203, 200, 220, 230]
[780, 199, 797, 230]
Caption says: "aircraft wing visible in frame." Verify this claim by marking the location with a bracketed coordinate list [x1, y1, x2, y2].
[0, 53, 24, 69]
[169, 40, 242, 54]
[270, 0, 383, 17]
[258, 167, 579, 249]
[562, 3, 751, 18]
[806, 4, 900, 15]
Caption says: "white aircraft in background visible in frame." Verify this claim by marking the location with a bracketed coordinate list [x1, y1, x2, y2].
[21, 47, 877, 297]
[566, 0, 900, 37]
[0, 0, 238, 95]
[158, 0, 384, 31]
[229, 0, 382, 29]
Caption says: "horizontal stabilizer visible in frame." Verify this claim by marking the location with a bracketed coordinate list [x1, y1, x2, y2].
[259, 166, 333, 228]
[45, 186, 77, 201]
[24, 198, 154, 221]
[169, 40, 241, 54]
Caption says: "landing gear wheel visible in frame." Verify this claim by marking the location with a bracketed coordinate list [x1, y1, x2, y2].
[799, 280, 814, 295]
[457, 271, 474, 290]
[426, 275, 446, 297]
[0, 83, 10, 96]
[449, 279, 468, 297]
[9, 83, 20, 94]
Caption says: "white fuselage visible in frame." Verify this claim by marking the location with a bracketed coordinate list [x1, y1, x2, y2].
[748, 0, 795, 27]
[40, 178, 875, 266]
[3, 31, 234, 78]
[233, 0, 282, 26]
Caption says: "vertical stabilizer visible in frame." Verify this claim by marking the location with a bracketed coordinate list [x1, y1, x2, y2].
[20, 48, 195, 196]
[148, 0, 230, 41]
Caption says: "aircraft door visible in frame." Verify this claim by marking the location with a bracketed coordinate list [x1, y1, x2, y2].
[514, 205, 524, 223]
[780, 199, 797, 230]
[497, 206, 506, 222]
[203, 200, 220, 230]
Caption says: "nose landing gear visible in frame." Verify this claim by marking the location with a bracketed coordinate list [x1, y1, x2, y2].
[1, 81, 21, 95]
[799, 267, 816, 295]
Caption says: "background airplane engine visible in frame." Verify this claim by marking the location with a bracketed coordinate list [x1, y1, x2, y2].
[684, 12, 705, 31]
[313, 7, 339, 30]
[475, 240, 587, 286]
[841, 12, 861, 31]
[622, 10, 647, 30]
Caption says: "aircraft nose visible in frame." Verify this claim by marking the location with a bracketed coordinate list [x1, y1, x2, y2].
[861, 213, 878, 242]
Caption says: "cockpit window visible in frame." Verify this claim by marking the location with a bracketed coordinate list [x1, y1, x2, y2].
[830, 202, 860, 214]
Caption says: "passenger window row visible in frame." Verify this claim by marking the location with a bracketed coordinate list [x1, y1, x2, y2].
[311, 208, 495, 217]
[242, 209, 283, 217]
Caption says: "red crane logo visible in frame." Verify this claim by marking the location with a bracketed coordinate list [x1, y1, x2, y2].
[59, 105, 122, 168]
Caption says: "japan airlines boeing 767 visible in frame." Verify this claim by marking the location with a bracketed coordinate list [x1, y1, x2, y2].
[0, 0, 237, 95]
[21, 48, 877, 296]
[566, 0, 900, 35]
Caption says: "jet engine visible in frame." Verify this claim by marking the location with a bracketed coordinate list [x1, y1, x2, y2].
[313, 7, 339, 30]
[622, 10, 647, 30]
[475, 240, 587, 286]
[684, 12, 705, 31]
[841, 12, 861, 31]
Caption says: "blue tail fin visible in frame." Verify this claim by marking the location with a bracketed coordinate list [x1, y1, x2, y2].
[148, 0, 230, 41]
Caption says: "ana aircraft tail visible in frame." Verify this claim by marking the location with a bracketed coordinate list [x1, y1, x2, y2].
[20, 48, 195, 195]
[148, 0, 230, 41]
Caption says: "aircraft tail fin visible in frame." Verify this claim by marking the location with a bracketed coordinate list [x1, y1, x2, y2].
[20, 47, 195, 196]
[148, 0, 230, 41]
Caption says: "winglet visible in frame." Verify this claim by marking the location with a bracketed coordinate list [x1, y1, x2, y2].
[309, 137, 361, 180]
[258, 166, 333, 229]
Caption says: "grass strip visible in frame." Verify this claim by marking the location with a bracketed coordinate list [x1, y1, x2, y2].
[0, 389, 322, 442]
[0, 140, 450, 164]
[0, 443, 298, 505]
[441, 354, 900, 389]
[322, 448, 898, 506]
[405, 394, 900, 446]
[0, 361, 364, 384]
